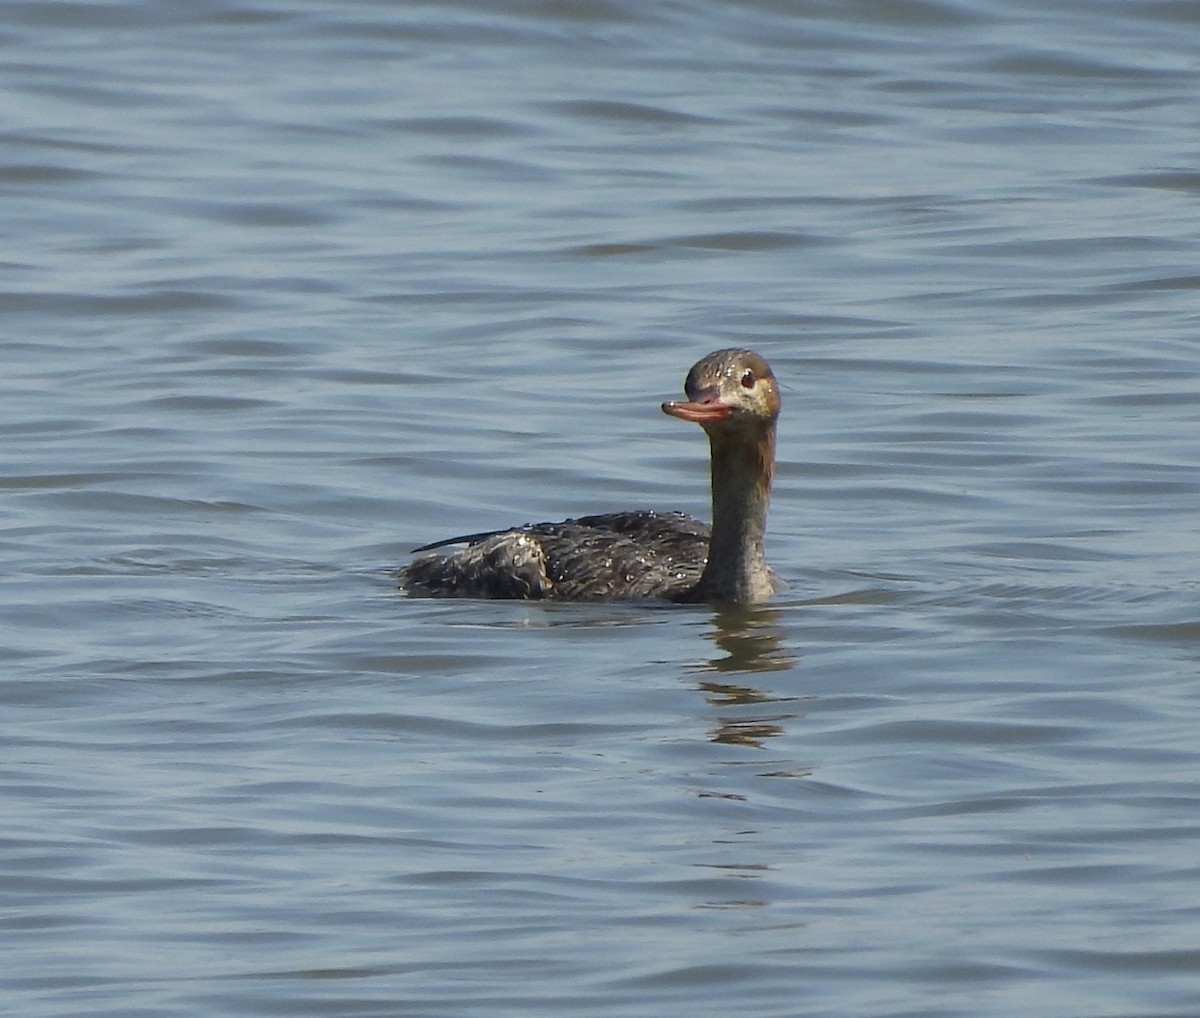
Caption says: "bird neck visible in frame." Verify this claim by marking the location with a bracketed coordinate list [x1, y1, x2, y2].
[697, 423, 775, 604]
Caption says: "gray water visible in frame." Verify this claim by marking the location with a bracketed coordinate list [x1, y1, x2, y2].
[4, 1, 1200, 1015]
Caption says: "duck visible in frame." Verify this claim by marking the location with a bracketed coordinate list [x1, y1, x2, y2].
[400, 348, 781, 604]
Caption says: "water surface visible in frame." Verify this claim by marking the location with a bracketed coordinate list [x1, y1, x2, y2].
[4, 1, 1200, 1016]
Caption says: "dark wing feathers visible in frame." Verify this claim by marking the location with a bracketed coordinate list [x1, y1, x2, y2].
[401, 510, 710, 601]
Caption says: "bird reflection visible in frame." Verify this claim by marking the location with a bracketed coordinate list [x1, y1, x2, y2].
[690, 607, 805, 749]
[703, 606, 794, 673]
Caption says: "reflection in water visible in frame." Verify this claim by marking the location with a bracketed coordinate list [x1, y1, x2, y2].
[704, 607, 796, 674]
[687, 611, 811, 913]
[690, 608, 807, 749]
[706, 712, 793, 749]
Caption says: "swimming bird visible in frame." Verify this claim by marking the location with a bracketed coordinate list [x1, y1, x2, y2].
[401, 348, 781, 604]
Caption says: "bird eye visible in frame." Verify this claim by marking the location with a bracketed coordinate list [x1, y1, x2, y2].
[740, 370, 755, 388]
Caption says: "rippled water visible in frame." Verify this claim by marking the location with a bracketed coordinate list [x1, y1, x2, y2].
[4, 1, 1200, 1015]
